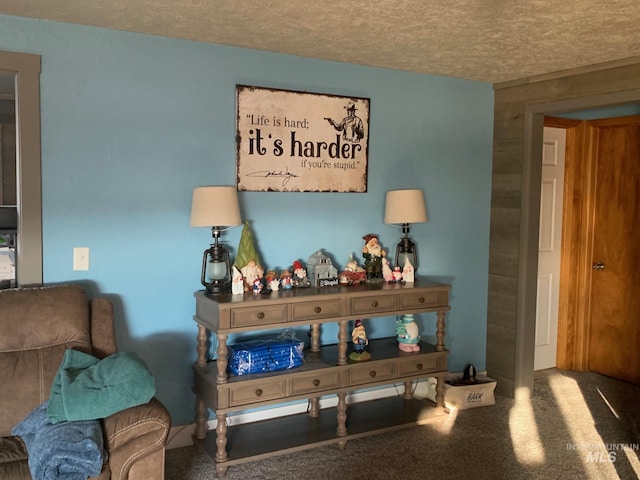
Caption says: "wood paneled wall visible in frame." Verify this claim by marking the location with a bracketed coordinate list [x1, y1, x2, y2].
[488, 57, 640, 396]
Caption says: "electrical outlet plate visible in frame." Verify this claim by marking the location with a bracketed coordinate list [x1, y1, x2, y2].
[73, 247, 89, 271]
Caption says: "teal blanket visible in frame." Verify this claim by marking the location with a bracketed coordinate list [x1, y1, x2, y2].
[48, 349, 155, 424]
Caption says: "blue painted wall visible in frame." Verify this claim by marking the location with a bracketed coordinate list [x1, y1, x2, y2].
[0, 14, 494, 425]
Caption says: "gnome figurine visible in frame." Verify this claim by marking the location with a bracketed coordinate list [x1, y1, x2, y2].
[292, 260, 311, 287]
[362, 233, 386, 281]
[349, 319, 371, 361]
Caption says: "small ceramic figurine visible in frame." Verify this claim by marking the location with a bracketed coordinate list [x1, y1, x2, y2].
[292, 261, 311, 288]
[241, 260, 263, 292]
[382, 257, 394, 282]
[231, 266, 244, 295]
[251, 276, 263, 294]
[362, 234, 386, 281]
[265, 269, 280, 292]
[392, 266, 403, 283]
[349, 319, 371, 361]
[395, 314, 420, 352]
[280, 269, 293, 289]
[339, 255, 367, 285]
[307, 249, 339, 287]
[402, 257, 415, 283]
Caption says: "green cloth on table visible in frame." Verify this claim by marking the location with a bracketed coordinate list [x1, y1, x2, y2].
[48, 349, 155, 424]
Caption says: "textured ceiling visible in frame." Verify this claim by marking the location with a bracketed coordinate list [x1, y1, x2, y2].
[1, 1, 640, 83]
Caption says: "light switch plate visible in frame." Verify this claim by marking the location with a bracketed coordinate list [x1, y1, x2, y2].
[73, 247, 90, 271]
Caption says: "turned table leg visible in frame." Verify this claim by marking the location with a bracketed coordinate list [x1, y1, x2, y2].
[216, 333, 228, 384]
[309, 397, 320, 417]
[215, 413, 228, 463]
[403, 381, 413, 400]
[336, 392, 348, 450]
[196, 324, 209, 368]
[337, 320, 348, 365]
[310, 323, 320, 352]
[216, 465, 228, 478]
[194, 326, 210, 440]
[194, 397, 208, 440]
[436, 311, 447, 352]
[336, 393, 347, 436]
[435, 374, 446, 409]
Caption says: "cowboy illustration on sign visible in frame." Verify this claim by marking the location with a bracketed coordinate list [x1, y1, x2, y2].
[324, 102, 365, 143]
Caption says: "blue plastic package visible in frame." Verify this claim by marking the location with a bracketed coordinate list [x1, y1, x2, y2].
[228, 335, 304, 376]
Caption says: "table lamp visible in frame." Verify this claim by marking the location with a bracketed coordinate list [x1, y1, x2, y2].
[384, 189, 427, 273]
[190, 186, 242, 294]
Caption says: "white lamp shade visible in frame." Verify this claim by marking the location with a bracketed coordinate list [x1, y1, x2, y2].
[190, 186, 242, 227]
[384, 189, 427, 224]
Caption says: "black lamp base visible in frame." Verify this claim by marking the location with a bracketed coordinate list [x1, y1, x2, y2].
[394, 225, 418, 273]
[204, 282, 230, 295]
[200, 231, 232, 295]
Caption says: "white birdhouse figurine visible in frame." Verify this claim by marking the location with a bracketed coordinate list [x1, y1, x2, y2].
[307, 249, 338, 287]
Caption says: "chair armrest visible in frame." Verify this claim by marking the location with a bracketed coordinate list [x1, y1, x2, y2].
[102, 397, 171, 480]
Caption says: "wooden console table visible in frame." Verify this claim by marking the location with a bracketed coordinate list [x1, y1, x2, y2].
[192, 278, 451, 477]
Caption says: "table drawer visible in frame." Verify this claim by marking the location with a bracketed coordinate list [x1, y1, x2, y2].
[348, 360, 395, 386]
[397, 354, 441, 377]
[350, 295, 396, 315]
[291, 299, 342, 322]
[290, 370, 340, 396]
[398, 291, 445, 310]
[229, 378, 287, 406]
[230, 305, 288, 328]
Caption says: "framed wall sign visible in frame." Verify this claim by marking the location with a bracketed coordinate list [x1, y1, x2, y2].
[236, 85, 370, 192]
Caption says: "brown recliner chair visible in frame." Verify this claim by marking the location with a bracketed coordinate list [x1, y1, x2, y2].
[0, 284, 171, 479]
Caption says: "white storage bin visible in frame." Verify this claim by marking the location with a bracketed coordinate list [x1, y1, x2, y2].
[425, 374, 496, 410]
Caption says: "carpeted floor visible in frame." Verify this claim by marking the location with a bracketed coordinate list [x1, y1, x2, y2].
[165, 369, 640, 480]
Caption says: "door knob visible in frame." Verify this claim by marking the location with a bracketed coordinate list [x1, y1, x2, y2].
[592, 262, 605, 270]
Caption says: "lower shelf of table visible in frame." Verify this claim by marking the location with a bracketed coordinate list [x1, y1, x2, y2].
[194, 394, 447, 468]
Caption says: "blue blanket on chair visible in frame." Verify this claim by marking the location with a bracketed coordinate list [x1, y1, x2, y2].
[12, 401, 105, 480]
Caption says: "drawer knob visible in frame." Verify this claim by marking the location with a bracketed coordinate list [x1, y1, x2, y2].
[255, 389, 263, 397]
[369, 371, 377, 378]
[313, 379, 321, 387]
[371, 301, 379, 308]
[256, 312, 265, 319]
[418, 297, 425, 303]
[417, 363, 423, 370]
[314, 306, 322, 314]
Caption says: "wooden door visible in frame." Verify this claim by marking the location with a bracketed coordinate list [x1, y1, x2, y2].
[535, 127, 566, 370]
[587, 116, 640, 384]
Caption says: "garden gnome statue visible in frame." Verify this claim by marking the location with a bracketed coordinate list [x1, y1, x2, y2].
[349, 319, 371, 361]
[292, 260, 311, 288]
[234, 222, 264, 292]
[362, 233, 386, 281]
[395, 314, 420, 352]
